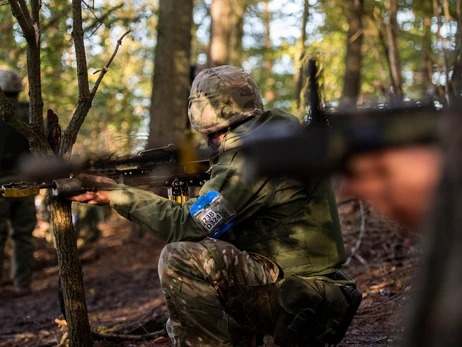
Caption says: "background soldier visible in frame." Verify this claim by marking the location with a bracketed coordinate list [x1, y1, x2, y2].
[0, 70, 37, 296]
[69, 66, 360, 346]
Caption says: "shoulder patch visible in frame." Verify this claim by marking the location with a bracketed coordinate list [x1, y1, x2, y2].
[190, 190, 236, 238]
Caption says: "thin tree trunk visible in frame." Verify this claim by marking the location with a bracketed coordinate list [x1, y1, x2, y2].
[386, 0, 403, 100]
[451, 0, 462, 97]
[294, 0, 309, 115]
[229, 0, 246, 67]
[263, 0, 275, 103]
[364, 23, 389, 99]
[433, 0, 450, 105]
[51, 197, 93, 346]
[422, 17, 434, 98]
[340, 0, 364, 109]
[209, 0, 231, 67]
[148, 0, 193, 148]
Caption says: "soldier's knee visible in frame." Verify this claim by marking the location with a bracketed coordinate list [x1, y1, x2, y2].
[160, 242, 181, 262]
[159, 242, 187, 277]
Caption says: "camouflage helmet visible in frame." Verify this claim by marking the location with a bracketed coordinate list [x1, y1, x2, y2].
[0, 70, 23, 93]
[188, 65, 264, 134]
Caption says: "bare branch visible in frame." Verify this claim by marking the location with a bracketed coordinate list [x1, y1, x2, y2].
[72, 0, 90, 98]
[8, 0, 34, 39]
[90, 30, 131, 97]
[7, 0, 45, 136]
[31, 0, 40, 23]
[84, 3, 124, 38]
[61, 29, 131, 158]
[0, 88, 33, 139]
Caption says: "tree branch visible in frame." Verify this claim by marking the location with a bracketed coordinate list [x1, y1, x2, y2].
[31, 0, 40, 22]
[72, 0, 90, 98]
[61, 30, 130, 158]
[8, 0, 34, 40]
[90, 30, 131, 97]
[0, 88, 33, 139]
[8, 0, 45, 141]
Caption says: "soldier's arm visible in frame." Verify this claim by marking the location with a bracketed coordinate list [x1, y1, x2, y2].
[104, 151, 270, 243]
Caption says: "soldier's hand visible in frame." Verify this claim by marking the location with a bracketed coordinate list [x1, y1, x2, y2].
[68, 174, 115, 206]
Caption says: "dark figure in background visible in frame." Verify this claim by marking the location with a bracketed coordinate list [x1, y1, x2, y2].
[0, 70, 37, 296]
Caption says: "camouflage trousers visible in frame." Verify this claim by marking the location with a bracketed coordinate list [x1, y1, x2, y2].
[0, 196, 36, 288]
[159, 237, 285, 347]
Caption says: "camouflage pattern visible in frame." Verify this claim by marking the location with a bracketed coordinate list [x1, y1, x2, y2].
[188, 65, 264, 134]
[0, 97, 36, 290]
[107, 108, 346, 346]
[0, 99, 30, 184]
[72, 203, 103, 246]
[159, 237, 281, 346]
[0, 196, 36, 288]
[0, 70, 23, 93]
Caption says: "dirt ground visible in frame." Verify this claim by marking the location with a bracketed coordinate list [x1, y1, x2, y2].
[0, 200, 421, 347]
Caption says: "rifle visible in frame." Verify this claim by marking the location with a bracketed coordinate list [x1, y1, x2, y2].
[241, 103, 441, 180]
[1, 144, 210, 202]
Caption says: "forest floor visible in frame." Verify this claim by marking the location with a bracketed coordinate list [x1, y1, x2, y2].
[0, 199, 421, 347]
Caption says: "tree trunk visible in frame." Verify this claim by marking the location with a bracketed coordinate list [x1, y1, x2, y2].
[451, 0, 462, 98]
[294, 0, 309, 115]
[50, 197, 93, 346]
[263, 0, 275, 103]
[148, 0, 193, 148]
[209, 0, 231, 67]
[229, 0, 246, 67]
[432, 0, 451, 105]
[422, 17, 434, 98]
[340, 0, 364, 109]
[386, 0, 403, 100]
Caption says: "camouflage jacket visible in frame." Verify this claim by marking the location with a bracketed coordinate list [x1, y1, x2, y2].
[0, 98, 30, 184]
[109, 108, 346, 276]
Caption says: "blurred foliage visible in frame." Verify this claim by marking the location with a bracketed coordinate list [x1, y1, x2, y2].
[1, 0, 459, 154]
[0, 0, 157, 155]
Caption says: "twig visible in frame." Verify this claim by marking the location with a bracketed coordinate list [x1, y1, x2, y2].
[0, 88, 33, 139]
[90, 30, 131, 98]
[357, 291, 405, 313]
[92, 329, 166, 342]
[61, 29, 130, 157]
[345, 200, 366, 266]
[57, 332, 68, 347]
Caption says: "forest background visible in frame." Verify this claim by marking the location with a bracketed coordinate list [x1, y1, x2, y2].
[1, 0, 460, 345]
[1, 0, 460, 156]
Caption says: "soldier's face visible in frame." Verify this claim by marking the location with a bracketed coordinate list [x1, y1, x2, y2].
[342, 146, 442, 229]
[207, 132, 226, 150]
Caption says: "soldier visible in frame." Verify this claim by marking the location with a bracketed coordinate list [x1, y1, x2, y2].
[0, 70, 37, 296]
[341, 146, 442, 229]
[70, 65, 360, 346]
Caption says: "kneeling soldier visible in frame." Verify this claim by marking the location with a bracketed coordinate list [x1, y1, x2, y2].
[71, 65, 361, 346]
